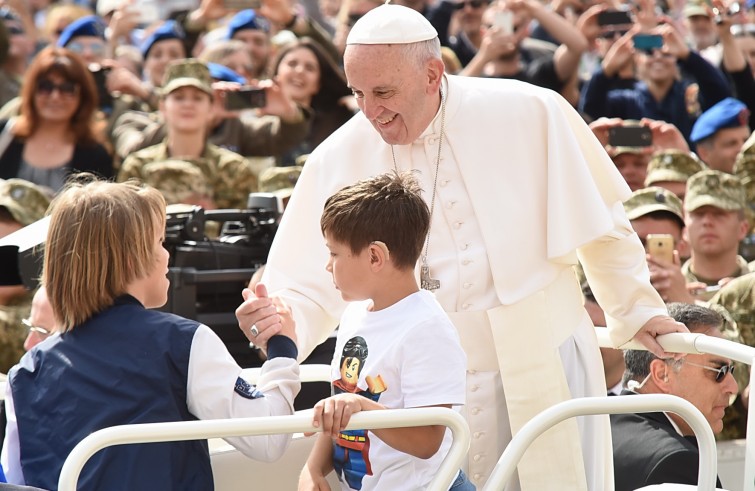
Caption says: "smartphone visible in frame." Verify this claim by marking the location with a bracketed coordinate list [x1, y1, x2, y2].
[633, 33, 664, 51]
[493, 11, 514, 35]
[608, 125, 653, 147]
[225, 87, 267, 111]
[646, 234, 674, 263]
[597, 9, 632, 26]
[88, 63, 113, 113]
[223, 0, 262, 10]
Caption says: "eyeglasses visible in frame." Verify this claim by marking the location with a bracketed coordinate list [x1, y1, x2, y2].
[67, 40, 106, 57]
[22, 318, 52, 337]
[37, 79, 79, 97]
[682, 360, 735, 382]
[638, 48, 675, 58]
[454, 0, 488, 9]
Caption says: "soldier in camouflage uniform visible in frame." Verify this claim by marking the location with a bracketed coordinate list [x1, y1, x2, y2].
[682, 170, 752, 301]
[258, 164, 302, 209]
[0, 179, 51, 373]
[708, 275, 755, 439]
[644, 149, 707, 201]
[118, 60, 258, 210]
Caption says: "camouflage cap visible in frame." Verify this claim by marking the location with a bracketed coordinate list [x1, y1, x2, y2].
[161, 59, 213, 97]
[623, 186, 685, 224]
[685, 169, 746, 212]
[0, 179, 51, 226]
[258, 165, 303, 198]
[645, 149, 707, 186]
[141, 160, 213, 205]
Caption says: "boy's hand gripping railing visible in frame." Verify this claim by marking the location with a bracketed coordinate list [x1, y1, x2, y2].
[58, 407, 470, 491]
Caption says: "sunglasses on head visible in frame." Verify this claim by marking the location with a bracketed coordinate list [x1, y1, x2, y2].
[454, 0, 488, 9]
[683, 360, 735, 382]
[37, 79, 79, 97]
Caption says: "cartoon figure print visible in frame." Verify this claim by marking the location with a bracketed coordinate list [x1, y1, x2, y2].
[332, 336, 386, 490]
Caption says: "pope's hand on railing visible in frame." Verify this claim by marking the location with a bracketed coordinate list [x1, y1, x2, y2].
[632, 315, 690, 360]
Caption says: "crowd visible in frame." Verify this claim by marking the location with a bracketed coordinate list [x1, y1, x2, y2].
[0, 0, 754, 489]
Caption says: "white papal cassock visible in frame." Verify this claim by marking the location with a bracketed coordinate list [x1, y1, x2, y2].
[261, 75, 667, 490]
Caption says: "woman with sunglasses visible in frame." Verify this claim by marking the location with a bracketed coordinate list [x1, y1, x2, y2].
[0, 46, 113, 191]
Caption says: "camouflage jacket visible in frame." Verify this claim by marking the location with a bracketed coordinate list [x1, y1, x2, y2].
[0, 290, 33, 373]
[118, 140, 258, 209]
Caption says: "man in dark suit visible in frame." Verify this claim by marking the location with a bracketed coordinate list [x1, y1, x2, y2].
[612, 302, 737, 491]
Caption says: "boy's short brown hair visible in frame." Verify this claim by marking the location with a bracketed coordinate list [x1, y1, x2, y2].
[320, 171, 429, 270]
[43, 177, 166, 331]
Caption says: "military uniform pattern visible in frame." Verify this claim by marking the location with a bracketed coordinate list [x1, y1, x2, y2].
[118, 140, 258, 209]
[0, 291, 33, 373]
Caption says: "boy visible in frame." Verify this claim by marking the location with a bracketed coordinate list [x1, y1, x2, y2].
[298, 172, 469, 490]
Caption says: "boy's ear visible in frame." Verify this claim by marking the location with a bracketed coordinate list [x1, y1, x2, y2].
[368, 241, 389, 270]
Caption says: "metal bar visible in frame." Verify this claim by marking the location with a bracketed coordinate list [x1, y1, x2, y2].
[482, 395, 717, 491]
[58, 407, 470, 491]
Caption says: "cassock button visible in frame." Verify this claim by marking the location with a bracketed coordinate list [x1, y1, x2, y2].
[473, 474, 481, 481]
[473, 454, 481, 462]
[471, 408, 481, 415]
[462, 303, 470, 310]
[470, 384, 479, 392]
[468, 369, 477, 375]
[473, 432, 482, 438]
[460, 243, 469, 250]
[461, 259, 471, 265]
[453, 221, 463, 229]
[463, 282, 472, 289]
[440, 179, 450, 187]
[447, 200, 457, 209]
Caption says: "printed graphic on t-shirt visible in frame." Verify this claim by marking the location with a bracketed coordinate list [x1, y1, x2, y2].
[332, 336, 386, 490]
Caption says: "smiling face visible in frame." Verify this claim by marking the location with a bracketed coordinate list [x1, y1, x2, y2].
[276, 46, 321, 105]
[33, 72, 80, 124]
[636, 49, 678, 83]
[344, 43, 443, 145]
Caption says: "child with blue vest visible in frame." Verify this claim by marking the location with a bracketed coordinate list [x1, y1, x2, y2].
[0, 177, 300, 490]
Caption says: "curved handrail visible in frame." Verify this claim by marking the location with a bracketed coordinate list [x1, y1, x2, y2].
[58, 407, 470, 491]
[482, 394, 717, 491]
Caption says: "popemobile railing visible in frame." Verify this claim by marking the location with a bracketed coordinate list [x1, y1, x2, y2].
[49, 330, 755, 490]
[481, 330, 755, 491]
[57, 406, 470, 491]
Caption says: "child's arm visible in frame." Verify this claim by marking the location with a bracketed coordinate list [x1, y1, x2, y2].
[299, 432, 334, 491]
[312, 393, 451, 460]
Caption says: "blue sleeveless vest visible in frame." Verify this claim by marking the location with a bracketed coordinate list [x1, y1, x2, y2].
[10, 295, 213, 490]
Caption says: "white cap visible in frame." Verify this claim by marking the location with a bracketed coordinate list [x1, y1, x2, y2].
[346, 4, 438, 45]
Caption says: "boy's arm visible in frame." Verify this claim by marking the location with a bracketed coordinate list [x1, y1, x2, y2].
[299, 432, 334, 491]
[313, 393, 451, 460]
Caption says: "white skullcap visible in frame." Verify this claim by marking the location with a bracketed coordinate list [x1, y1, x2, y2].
[346, 4, 438, 45]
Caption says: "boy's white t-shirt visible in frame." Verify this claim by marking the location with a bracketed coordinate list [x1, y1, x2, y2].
[329, 290, 467, 491]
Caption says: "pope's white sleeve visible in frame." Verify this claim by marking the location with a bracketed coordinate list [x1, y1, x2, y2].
[577, 201, 668, 347]
[186, 324, 300, 462]
[1, 380, 24, 485]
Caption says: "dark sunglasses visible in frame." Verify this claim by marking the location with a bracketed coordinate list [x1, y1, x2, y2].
[454, 0, 488, 9]
[684, 360, 735, 382]
[37, 79, 79, 97]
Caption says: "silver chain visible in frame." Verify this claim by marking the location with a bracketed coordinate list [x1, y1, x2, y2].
[390, 87, 446, 281]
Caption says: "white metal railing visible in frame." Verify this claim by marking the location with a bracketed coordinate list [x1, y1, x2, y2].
[57, 407, 470, 491]
[596, 330, 755, 491]
[481, 394, 717, 491]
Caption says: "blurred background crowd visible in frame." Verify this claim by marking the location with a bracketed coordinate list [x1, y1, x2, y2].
[1, 0, 755, 441]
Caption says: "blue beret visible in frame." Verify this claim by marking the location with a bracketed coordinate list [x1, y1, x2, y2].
[227, 9, 269, 39]
[57, 15, 106, 48]
[207, 62, 246, 84]
[140, 21, 186, 58]
[690, 97, 750, 143]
